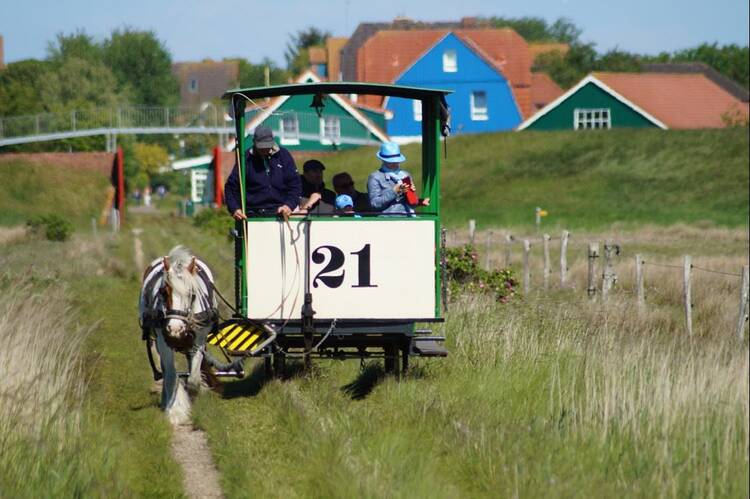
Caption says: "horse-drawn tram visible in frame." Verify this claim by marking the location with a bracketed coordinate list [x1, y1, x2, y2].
[142, 83, 452, 392]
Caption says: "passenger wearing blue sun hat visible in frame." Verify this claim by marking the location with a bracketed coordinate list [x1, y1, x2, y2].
[367, 142, 429, 215]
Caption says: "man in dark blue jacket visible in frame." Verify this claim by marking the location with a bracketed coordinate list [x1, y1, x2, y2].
[224, 126, 302, 220]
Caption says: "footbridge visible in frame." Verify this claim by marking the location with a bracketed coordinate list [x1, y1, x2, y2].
[0, 106, 234, 150]
[0, 105, 384, 150]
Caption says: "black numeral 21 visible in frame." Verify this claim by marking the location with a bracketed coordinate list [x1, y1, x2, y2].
[312, 244, 377, 289]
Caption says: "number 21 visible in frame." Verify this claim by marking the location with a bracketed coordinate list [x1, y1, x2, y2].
[312, 244, 376, 289]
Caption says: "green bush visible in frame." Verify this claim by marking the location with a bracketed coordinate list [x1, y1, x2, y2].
[445, 244, 517, 302]
[192, 207, 233, 239]
[26, 214, 74, 242]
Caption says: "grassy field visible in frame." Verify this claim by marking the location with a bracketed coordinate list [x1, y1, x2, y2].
[0, 129, 748, 497]
[0, 159, 110, 226]
[321, 128, 749, 229]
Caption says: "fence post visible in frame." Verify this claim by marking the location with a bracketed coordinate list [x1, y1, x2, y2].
[587, 243, 599, 298]
[560, 230, 569, 287]
[468, 219, 476, 245]
[71, 111, 76, 131]
[635, 254, 645, 312]
[523, 239, 531, 295]
[91, 217, 98, 237]
[504, 233, 513, 267]
[737, 265, 749, 341]
[601, 242, 619, 300]
[485, 231, 492, 271]
[684, 255, 693, 336]
[165, 108, 170, 127]
[543, 234, 551, 290]
[535, 207, 541, 233]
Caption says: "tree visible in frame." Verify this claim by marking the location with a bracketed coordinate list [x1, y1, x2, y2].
[486, 16, 582, 43]
[534, 43, 598, 88]
[0, 59, 53, 116]
[133, 142, 169, 177]
[285, 27, 330, 74]
[103, 28, 179, 106]
[660, 43, 749, 89]
[46, 29, 103, 65]
[234, 58, 289, 88]
[41, 57, 124, 112]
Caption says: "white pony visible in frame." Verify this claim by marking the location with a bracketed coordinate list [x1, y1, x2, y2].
[139, 246, 221, 425]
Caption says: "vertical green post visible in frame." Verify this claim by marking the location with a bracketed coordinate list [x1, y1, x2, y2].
[233, 96, 248, 316]
[421, 96, 442, 318]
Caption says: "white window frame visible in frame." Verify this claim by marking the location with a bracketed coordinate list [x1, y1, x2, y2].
[443, 49, 457, 73]
[573, 108, 611, 130]
[413, 100, 422, 122]
[191, 169, 208, 203]
[188, 78, 199, 93]
[279, 113, 300, 145]
[320, 116, 341, 145]
[470, 91, 488, 121]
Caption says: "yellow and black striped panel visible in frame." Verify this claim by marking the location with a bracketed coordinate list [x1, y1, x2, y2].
[207, 322, 266, 352]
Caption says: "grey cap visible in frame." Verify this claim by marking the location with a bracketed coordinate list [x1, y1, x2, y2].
[253, 125, 277, 149]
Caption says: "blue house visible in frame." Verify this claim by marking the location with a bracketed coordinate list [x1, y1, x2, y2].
[385, 32, 523, 143]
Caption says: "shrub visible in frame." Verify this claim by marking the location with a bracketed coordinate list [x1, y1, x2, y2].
[193, 207, 233, 239]
[26, 214, 74, 242]
[445, 244, 517, 302]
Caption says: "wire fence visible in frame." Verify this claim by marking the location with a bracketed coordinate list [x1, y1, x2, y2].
[450, 219, 750, 341]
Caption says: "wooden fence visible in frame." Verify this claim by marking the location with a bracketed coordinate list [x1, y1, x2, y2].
[462, 220, 750, 341]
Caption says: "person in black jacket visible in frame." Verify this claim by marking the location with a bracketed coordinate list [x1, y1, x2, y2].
[298, 159, 336, 212]
[224, 126, 302, 220]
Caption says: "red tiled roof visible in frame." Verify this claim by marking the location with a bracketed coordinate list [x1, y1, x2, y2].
[531, 72, 564, 110]
[308, 47, 327, 65]
[355, 28, 533, 116]
[594, 72, 750, 129]
[356, 30, 446, 106]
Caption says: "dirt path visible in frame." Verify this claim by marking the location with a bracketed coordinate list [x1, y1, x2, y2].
[171, 425, 224, 499]
[132, 227, 224, 499]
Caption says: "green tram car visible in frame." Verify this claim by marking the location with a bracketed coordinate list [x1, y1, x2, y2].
[214, 83, 451, 376]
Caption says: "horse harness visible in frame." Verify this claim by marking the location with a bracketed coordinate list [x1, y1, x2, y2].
[140, 261, 218, 349]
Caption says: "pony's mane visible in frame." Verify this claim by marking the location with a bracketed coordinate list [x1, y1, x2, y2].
[165, 245, 200, 299]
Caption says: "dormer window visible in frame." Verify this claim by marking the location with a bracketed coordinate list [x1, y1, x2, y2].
[442, 49, 457, 72]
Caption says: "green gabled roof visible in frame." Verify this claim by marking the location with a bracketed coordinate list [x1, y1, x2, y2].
[223, 82, 452, 101]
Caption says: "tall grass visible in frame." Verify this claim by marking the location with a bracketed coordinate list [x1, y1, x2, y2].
[449, 294, 748, 497]
[0, 279, 118, 496]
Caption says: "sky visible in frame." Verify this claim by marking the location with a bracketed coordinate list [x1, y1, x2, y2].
[1, 0, 748, 65]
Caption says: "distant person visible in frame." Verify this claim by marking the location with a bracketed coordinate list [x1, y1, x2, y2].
[157, 185, 166, 200]
[332, 172, 371, 212]
[224, 126, 302, 220]
[335, 194, 360, 217]
[299, 159, 335, 213]
[367, 142, 429, 215]
[133, 189, 142, 206]
[143, 186, 152, 207]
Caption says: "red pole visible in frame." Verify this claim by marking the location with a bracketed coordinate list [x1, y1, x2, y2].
[117, 145, 125, 225]
[213, 145, 223, 207]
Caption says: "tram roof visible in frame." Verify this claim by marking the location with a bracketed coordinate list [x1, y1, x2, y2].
[222, 82, 452, 101]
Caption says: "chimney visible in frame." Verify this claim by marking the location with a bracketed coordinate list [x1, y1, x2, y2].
[0, 35, 5, 70]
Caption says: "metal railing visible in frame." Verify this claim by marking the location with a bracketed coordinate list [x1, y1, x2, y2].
[0, 106, 383, 148]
